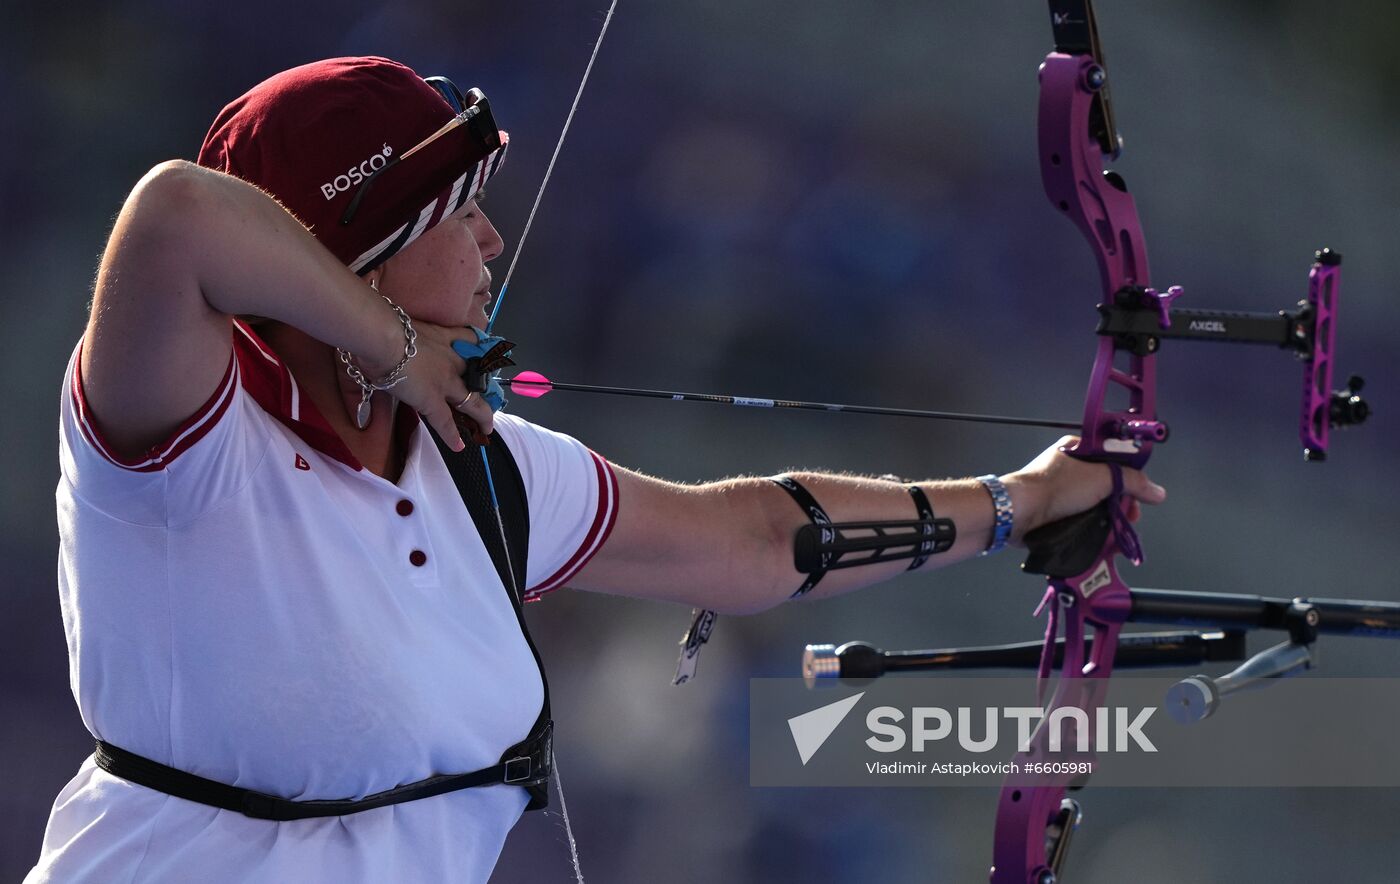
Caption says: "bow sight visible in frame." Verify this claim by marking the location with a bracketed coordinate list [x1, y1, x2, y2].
[1092, 253, 1369, 461]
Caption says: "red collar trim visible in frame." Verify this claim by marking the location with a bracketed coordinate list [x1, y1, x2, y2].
[233, 321, 419, 471]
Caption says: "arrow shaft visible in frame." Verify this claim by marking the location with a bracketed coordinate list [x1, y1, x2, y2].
[501, 378, 1080, 431]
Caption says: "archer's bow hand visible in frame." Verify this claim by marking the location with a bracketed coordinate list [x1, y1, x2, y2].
[1001, 435, 1167, 544]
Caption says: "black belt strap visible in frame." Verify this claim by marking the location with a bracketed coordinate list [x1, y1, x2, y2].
[93, 721, 552, 822]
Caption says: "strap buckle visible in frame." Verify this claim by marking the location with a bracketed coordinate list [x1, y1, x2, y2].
[503, 756, 534, 784]
[500, 719, 553, 786]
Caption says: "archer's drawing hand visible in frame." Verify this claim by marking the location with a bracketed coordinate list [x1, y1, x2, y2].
[1002, 435, 1167, 543]
[343, 320, 496, 450]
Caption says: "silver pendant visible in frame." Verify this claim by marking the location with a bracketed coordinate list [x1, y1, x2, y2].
[355, 395, 372, 429]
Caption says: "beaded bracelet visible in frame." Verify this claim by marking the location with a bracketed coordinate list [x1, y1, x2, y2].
[976, 474, 1014, 555]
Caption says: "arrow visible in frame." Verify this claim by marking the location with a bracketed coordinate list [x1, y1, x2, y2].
[502, 370, 1082, 431]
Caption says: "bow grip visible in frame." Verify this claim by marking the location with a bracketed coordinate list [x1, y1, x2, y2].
[1020, 501, 1113, 578]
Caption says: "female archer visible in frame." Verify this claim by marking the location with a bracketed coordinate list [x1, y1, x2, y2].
[26, 56, 1163, 883]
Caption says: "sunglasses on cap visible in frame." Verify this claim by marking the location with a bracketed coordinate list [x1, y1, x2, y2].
[339, 77, 503, 226]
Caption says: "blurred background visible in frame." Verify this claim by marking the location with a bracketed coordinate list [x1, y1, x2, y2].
[2, 0, 1397, 881]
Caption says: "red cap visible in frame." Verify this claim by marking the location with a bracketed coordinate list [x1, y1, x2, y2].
[197, 56, 508, 275]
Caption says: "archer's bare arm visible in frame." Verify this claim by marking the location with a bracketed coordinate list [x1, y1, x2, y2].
[568, 438, 1166, 614]
[81, 160, 476, 457]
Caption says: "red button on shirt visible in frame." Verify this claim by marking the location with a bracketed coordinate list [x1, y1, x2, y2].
[396, 499, 414, 516]
[409, 550, 427, 567]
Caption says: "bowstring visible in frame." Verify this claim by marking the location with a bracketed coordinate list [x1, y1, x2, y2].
[486, 0, 620, 335]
